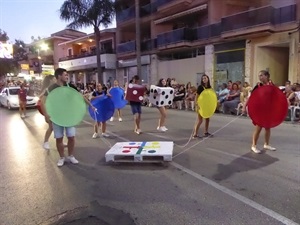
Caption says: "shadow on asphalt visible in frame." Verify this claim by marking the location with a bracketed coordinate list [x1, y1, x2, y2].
[212, 152, 279, 181]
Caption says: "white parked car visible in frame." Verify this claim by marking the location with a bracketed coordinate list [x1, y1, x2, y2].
[0, 86, 39, 109]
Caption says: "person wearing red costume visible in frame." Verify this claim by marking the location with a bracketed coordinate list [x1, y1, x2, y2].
[242, 70, 276, 154]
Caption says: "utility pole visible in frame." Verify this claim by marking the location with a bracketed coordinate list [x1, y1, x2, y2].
[135, 0, 141, 78]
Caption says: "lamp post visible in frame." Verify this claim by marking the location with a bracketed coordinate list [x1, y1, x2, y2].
[37, 43, 49, 77]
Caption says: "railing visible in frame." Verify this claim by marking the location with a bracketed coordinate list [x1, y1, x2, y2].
[58, 49, 115, 62]
[157, 28, 196, 46]
[273, 4, 296, 25]
[222, 6, 273, 32]
[117, 41, 136, 53]
[195, 23, 222, 40]
[141, 39, 157, 51]
[116, 2, 157, 22]
[156, 0, 174, 7]
[221, 4, 296, 32]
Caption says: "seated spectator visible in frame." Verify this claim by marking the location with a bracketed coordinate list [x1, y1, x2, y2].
[285, 86, 296, 106]
[173, 85, 185, 109]
[217, 83, 230, 112]
[236, 82, 252, 115]
[222, 83, 240, 114]
[185, 86, 197, 111]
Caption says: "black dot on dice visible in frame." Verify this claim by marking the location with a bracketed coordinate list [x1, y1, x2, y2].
[154, 96, 156, 99]
[156, 101, 159, 105]
[154, 89, 157, 93]
[165, 95, 169, 99]
[170, 90, 174, 94]
[150, 89, 154, 93]
[160, 101, 164, 105]
[162, 91, 165, 95]
[168, 101, 172, 105]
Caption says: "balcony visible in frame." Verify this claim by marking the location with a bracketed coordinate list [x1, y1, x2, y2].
[195, 23, 221, 41]
[156, 0, 192, 13]
[58, 50, 116, 71]
[221, 4, 296, 38]
[141, 39, 157, 52]
[116, 2, 157, 24]
[157, 28, 196, 49]
[117, 41, 136, 54]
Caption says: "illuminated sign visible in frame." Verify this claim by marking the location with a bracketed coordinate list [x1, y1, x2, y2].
[0, 42, 13, 59]
[21, 64, 29, 70]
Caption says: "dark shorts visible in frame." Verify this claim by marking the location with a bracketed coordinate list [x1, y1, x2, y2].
[130, 104, 142, 115]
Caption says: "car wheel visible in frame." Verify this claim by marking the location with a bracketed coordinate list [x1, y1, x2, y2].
[7, 101, 11, 110]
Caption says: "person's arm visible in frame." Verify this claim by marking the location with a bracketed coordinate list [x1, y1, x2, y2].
[40, 95, 51, 123]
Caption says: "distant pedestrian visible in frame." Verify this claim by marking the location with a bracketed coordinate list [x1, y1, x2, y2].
[18, 83, 27, 118]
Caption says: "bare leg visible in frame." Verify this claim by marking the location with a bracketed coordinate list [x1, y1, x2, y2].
[193, 113, 203, 136]
[117, 109, 121, 119]
[158, 107, 166, 127]
[101, 122, 106, 133]
[44, 122, 53, 143]
[264, 128, 271, 145]
[134, 113, 141, 130]
[94, 122, 100, 133]
[56, 137, 64, 157]
[252, 125, 262, 146]
[67, 136, 75, 156]
[204, 118, 210, 133]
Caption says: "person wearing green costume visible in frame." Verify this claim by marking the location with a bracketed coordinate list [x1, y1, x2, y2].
[40, 68, 95, 167]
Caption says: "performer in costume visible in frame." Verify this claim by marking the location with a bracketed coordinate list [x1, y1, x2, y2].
[109, 80, 124, 122]
[40, 75, 56, 150]
[156, 78, 168, 132]
[40, 68, 95, 167]
[242, 70, 276, 154]
[91, 83, 110, 138]
[193, 74, 213, 138]
[125, 75, 143, 134]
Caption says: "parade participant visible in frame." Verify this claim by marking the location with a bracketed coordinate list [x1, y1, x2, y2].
[192, 74, 213, 138]
[156, 78, 168, 132]
[18, 83, 27, 118]
[109, 80, 124, 122]
[40, 68, 95, 167]
[242, 70, 277, 154]
[126, 75, 143, 134]
[40, 75, 56, 150]
[91, 83, 110, 138]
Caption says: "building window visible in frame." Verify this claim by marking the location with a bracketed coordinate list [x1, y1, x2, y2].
[68, 48, 73, 56]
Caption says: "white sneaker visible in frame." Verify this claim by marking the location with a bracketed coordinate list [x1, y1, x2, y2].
[67, 155, 79, 164]
[118, 118, 123, 122]
[43, 142, 50, 150]
[162, 126, 168, 131]
[135, 129, 142, 134]
[264, 144, 276, 151]
[21, 114, 25, 118]
[110, 117, 114, 122]
[157, 126, 167, 132]
[57, 157, 65, 167]
[101, 133, 110, 137]
[251, 146, 261, 154]
[92, 133, 99, 139]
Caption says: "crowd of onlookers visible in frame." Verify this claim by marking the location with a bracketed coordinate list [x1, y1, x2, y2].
[1, 77, 299, 120]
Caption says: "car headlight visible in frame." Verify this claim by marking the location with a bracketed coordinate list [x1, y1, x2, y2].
[33, 96, 39, 101]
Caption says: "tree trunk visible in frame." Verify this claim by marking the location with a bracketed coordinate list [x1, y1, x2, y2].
[95, 27, 103, 84]
[135, 0, 141, 79]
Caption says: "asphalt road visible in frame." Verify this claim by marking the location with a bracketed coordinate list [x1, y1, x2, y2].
[0, 105, 299, 225]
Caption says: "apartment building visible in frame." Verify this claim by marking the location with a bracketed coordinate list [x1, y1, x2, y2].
[115, 0, 300, 88]
[58, 28, 117, 85]
[27, 29, 86, 76]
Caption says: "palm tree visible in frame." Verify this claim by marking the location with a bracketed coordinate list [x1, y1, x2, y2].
[59, 0, 115, 84]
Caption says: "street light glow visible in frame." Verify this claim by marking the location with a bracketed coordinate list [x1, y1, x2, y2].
[40, 43, 49, 51]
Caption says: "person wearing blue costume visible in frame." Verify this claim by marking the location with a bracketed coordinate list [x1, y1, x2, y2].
[91, 83, 110, 138]
[109, 80, 124, 122]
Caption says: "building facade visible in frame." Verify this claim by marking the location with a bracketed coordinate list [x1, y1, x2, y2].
[58, 29, 117, 86]
[115, 0, 300, 88]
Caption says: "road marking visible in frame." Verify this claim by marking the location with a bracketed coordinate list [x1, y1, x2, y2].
[206, 147, 264, 164]
[81, 121, 298, 225]
[145, 132, 189, 141]
[171, 162, 299, 225]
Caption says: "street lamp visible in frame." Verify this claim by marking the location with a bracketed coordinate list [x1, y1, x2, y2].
[37, 43, 49, 76]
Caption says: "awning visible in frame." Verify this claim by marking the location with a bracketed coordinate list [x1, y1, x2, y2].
[154, 4, 207, 24]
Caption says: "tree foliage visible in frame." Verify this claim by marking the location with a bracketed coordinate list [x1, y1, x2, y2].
[0, 29, 27, 76]
[59, 0, 115, 83]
